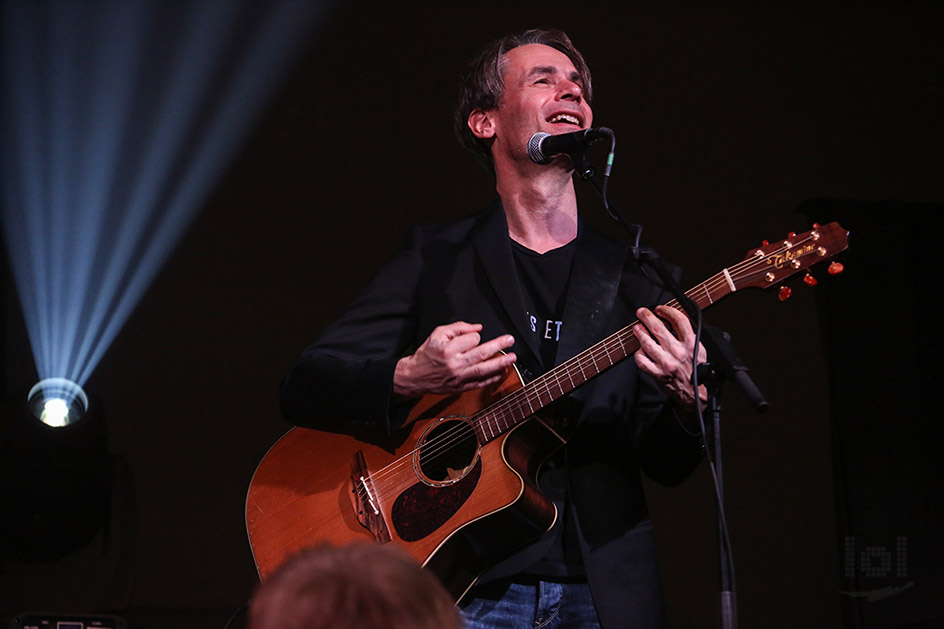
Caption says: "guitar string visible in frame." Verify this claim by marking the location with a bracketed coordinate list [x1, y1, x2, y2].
[353, 231, 829, 505]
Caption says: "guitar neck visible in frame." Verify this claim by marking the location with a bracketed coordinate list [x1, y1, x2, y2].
[472, 269, 735, 443]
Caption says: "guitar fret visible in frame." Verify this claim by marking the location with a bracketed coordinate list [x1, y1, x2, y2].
[539, 381, 552, 407]
[474, 420, 487, 443]
[701, 282, 713, 304]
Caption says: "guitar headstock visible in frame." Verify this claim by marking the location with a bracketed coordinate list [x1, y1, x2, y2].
[732, 222, 849, 291]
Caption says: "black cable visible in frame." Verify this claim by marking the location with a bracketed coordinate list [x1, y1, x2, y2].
[691, 313, 738, 626]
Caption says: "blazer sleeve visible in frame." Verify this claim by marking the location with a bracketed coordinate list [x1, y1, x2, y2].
[630, 257, 708, 486]
[279, 227, 427, 435]
[634, 389, 707, 487]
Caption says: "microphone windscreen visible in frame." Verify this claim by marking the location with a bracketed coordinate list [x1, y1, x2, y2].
[527, 132, 552, 164]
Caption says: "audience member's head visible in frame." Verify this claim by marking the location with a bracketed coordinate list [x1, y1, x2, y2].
[249, 543, 463, 629]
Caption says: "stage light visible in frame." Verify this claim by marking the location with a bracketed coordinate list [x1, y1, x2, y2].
[27, 377, 89, 427]
[1, 384, 108, 561]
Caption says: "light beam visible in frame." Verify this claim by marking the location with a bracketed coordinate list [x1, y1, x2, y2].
[1, 0, 326, 393]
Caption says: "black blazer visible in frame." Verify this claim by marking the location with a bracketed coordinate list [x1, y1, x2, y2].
[281, 202, 704, 628]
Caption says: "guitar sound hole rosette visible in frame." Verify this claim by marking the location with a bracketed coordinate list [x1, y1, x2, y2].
[415, 416, 480, 486]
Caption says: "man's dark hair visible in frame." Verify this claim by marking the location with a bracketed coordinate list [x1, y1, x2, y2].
[453, 28, 593, 171]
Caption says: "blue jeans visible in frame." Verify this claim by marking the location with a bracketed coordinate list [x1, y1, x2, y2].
[461, 579, 601, 628]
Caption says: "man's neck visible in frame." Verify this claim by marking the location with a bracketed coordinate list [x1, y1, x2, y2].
[496, 166, 579, 254]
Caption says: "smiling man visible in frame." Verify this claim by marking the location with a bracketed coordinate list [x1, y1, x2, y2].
[280, 28, 706, 628]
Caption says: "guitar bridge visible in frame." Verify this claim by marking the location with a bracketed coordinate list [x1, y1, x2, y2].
[349, 449, 391, 543]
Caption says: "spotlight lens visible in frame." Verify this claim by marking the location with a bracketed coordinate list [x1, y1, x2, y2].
[42, 399, 71, 427]
[27, 378, 89, 427]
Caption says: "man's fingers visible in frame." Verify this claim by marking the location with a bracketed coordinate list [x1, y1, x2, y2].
[447, 330, 483, 354]
[460, 334, 516, 381]
[462, 352, 517, 386]
[633, 328, 669, 378]
[638, 306, 699, 358]
[443, 329, 514, 368]
[634, 307, 708, 411]
[650, 306, 707, 363]
[633, 319, 666, 365]
[464, 333, 515, 362]
[653, 305, 696, 343]
[637, 307, 681, 346]
[432, 321, 481, 342]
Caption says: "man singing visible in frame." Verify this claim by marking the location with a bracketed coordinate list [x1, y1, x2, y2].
[281, 28, 706, 628]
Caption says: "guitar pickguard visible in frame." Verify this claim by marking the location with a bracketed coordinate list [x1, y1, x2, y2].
[391, 460, 482, 542]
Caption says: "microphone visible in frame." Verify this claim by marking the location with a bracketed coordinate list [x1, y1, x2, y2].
[527, 127, 611, 165]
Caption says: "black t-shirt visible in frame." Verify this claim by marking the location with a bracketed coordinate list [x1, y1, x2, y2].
[511, 238, 585, 578]
[511, 239, 577, 372]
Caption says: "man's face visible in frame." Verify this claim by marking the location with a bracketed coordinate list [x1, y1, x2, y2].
[485, 43, 593, 166]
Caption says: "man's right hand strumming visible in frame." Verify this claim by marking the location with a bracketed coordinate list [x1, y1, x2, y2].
[393, 321, 517, 400]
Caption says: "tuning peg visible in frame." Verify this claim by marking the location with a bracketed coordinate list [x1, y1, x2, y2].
[778, 286, 792, 301]
[788, 232, 796, 238]
[803, 272, 818, 286]
[761, 240, 769, 247]
[828, 262, 844, 275]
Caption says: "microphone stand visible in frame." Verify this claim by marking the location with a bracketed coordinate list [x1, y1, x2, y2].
[571, 149, 769, 629]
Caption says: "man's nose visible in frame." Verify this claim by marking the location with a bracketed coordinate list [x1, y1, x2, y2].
[558, 79, 582, 101]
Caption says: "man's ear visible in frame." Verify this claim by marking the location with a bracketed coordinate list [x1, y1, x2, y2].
[468, 108, 495, 139]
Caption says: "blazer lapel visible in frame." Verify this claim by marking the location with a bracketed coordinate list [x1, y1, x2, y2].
[556, 224, 628, 365]
[471, 201, 543, 370]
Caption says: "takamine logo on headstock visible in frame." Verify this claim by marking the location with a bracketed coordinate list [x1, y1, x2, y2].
[736, 222, 849, 293]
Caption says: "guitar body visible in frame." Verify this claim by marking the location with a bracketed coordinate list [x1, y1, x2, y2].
[245, 367, 565, 601]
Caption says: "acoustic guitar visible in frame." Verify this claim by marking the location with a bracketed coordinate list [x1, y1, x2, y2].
[245, 222, 849, 600]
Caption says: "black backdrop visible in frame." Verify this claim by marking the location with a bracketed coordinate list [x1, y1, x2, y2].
[804, 200, 944, 628]
[2, 3, 942, 628]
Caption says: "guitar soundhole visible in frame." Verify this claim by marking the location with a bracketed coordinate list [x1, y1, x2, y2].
[416, 417, 480, 485]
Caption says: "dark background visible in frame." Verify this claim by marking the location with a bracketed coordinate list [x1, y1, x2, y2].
[2, 2, 942, 627]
